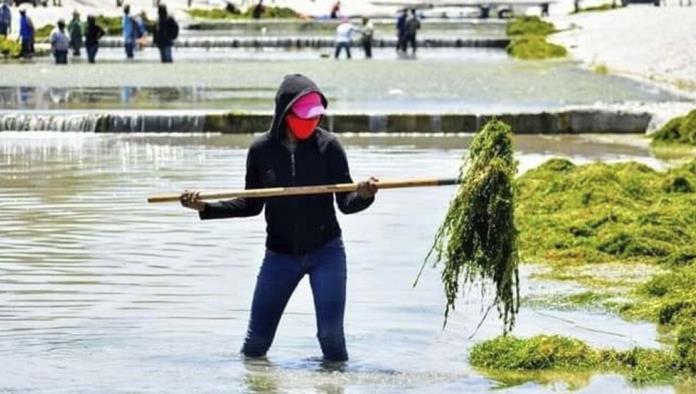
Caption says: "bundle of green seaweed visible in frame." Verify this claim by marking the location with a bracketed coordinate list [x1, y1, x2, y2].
[422, 119, 520, 333]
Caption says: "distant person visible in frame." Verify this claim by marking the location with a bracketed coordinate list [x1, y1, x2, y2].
[395, 9, 407, 52]
[68, 10, 83, 57]
[49, 19, 70, 64]
[360, 16, 373, 59]
[134, 10, 147, 49]
[122, 4, 135, 59]
[153, 4, 178, 63]
[0, 2, 11, 37]
[252, 0, 264, 19]
[330, 0, 340, 19]
[334, 16, 354, 59]
[401, 8, 420, 55]
[18, 8, 34, 59]
[84, 15, 105, 63]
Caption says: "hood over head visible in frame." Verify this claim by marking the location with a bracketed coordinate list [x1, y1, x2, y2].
[269, 74, 328, 140]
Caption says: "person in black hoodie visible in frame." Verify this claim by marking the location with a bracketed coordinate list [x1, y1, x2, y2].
[180, 75, 378, 361]
[84, 16, 105, 64]
[153, 4, 178, 63]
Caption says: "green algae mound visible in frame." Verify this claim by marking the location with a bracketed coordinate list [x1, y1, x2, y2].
[505, 16, 566, 60]
[470, 335, 681, 384]
[516, 158, 696, 267]
[652, 109, 696, 146]
[425, 119, 519, 333]
[0, 37, 21, 58]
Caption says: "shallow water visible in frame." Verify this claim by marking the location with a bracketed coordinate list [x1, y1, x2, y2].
[0, 133, 683, 393]
[0, 51, 684, 112]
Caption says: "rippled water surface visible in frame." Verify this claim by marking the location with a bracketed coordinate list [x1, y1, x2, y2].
[0, 133, 684, 393]
[0, 53, 684, 112]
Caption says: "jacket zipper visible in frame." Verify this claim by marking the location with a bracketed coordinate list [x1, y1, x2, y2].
[289, 149, 299, 255]
[290, 152, 296, 179]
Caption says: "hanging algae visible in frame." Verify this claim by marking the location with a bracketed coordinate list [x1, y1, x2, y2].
[422, 119, 520, 333]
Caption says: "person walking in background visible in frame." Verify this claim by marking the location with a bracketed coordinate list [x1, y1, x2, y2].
[153, 4, 178, 63]
[395, 9, 407, 52]
[122, 4, 135, 59]
[49, 19, 70, 64]
[334, 16, 354, 59]
[252, 0, 264, 19]
[84, 15, 104, 63]
[68, 11, 83, 57]
[134, 10, 147, 50]
[18, 8, 34, 59]
[401, 8, 420, 56]
[330, 1, 340, 19]
[0, 2, 11, 37]
[360, 17, 373, 59]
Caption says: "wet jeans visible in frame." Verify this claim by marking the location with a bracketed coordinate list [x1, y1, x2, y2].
[86, 44, 98, 63]
[53, 50, 68, 64]
[124, 40, 134, 59]
[242, 237, 348, 361]
[158, 45, 173, 63]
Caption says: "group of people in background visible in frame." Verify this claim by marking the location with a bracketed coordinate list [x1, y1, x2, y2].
[333, 8, 419, 60]
[396, 8, 420, 55]
[0, 1, 177, 65]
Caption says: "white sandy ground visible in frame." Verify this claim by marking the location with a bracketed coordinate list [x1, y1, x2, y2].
[550, 3, 696, 99]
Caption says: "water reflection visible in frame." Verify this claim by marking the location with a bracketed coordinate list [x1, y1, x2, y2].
[0, 133, 680, 393]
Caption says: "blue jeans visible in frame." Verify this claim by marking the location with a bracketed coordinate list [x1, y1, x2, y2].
[124, 41, 135, 59]
[242, 237, 348, 361]
[54, 50, 68, 64]
[86, 44, 99, 63]
[158, 45, 173, 63]
[334, 42, 351, 59]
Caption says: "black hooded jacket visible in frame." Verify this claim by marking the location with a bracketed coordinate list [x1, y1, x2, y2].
[199, 74, 374, 255]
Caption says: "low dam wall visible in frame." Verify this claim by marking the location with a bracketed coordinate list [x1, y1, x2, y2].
[0, 109, 653, 134]
[99, 37, 510, 49]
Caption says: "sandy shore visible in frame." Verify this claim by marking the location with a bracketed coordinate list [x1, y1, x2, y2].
[550, 4, 696, 99]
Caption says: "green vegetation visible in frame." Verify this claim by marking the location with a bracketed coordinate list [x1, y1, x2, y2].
[506, 16, 556, 36]
[593, 63, 609, 75]
[423, 120, 519, 332]
[479, 158, 696, 386]
[516, 158, 696, 268]
[0, 37, 21, 58]
[572, 3, 622, 14]
[470, 334, 693, 384]
[505, 16, 566, 60]
[651, 109, 696, 146]
[35, 24, 54, 41]
[187, 6, 300, 20]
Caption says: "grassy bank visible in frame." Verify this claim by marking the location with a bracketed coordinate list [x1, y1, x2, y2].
[505, 16, 566, 60]
[187, 6, 300, 20]
[572, 3, 623, 14]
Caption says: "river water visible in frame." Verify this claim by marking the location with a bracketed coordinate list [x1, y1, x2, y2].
[0, 52, 684, 112]
[1, 132, 687, 393]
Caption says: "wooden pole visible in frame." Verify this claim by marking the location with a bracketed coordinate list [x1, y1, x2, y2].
[147, 177, 461, 204]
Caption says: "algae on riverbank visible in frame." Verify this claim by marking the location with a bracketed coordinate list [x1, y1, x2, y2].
[651, 109, 696, 146]
[505, 16, 566, 60]
[470, 335, 683, 384]
[0, 37, 21, 58]
[187, 6, 300, 20]
[425, 120, 519, 333]
[479, 158, 696, 387]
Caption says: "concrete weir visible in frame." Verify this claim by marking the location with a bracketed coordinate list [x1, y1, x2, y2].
[99, 36, 509, 49]
[0, 109, 652, 133]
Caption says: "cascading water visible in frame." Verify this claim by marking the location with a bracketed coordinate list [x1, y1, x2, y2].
[0, 113, 207, 132]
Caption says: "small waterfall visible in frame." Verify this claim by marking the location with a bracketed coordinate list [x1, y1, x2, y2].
[100, 36, 509, 49]
[0, 113, 206, 132]
[0, 113, 101, 132]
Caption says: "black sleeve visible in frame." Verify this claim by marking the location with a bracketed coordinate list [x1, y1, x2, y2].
[199, 146, 265, 220]
[329, 138, 374, 214]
